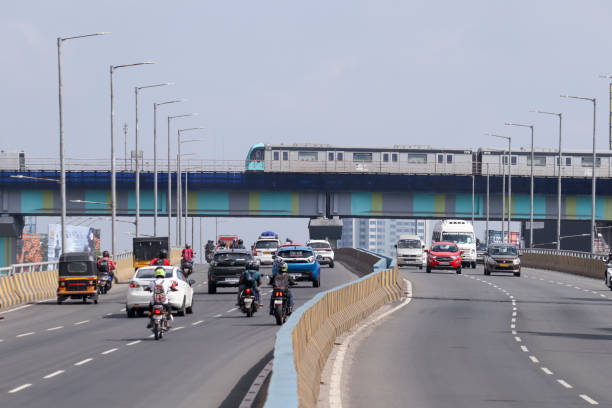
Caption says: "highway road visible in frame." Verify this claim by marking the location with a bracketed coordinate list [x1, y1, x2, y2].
[347, 266, 612, 408]
[0, 263, 357, 408]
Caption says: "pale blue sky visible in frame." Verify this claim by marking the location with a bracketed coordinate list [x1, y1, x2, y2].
[3, 1, 612, 250]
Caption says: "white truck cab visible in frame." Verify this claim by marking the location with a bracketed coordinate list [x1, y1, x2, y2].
[395, 235, 425, 269]
[432, 219, 477, 268]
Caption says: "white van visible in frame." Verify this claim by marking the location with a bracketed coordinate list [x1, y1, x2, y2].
[253, 236, 280, 265]
[432, 220, 477, 268]
[395, 235, 425, 269]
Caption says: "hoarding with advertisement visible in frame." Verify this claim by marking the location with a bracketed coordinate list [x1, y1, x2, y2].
[487, 230, 520, 246]
[48, 225, 101, 262]
[17, 233, 48, 264]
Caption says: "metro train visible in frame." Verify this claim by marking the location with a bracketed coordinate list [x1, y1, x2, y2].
[245, 143, 612, 178]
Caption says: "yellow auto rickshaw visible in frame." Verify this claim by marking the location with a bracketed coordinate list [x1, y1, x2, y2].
[57, 252, 99, 304]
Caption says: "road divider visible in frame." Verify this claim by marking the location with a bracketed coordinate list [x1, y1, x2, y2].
[519, 249, 604, 279]
[0, 269, 57, 309]
[264, 249, 403, 408]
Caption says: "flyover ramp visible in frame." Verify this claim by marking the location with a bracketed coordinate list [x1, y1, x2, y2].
[0, 263, 357, 408]
[343, 266, 611, 408]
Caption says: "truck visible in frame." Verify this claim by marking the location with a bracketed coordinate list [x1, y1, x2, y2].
[133, 237, 169, 270]
[432, 220, 477, 268]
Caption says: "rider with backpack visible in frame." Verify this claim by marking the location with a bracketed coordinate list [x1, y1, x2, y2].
[97, 251, 116, 282]
[146, 267, 178, 328]
[150, 249, 171, 266]
[237, 261, 262, 307]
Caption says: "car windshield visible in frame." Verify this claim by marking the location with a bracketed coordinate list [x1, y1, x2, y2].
[215, 253, 249, 261]
[136, 268, 173, 279]
[255, 241, 278, 249]
[308, 242, 331, 249]
[279, 250, 313, 258]
[477, 243, 487, 251]
[432, 244, 458, 253]
[489, 246, 518, 256]
[442, 233, 474, 244]
[398, 239, 421, 249]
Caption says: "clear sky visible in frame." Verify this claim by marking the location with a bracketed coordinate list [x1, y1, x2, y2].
[3, 1, 612, 251]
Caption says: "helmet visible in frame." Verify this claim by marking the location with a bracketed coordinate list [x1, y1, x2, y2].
[159, 249, 168, 259]
[102, 250, 109, 257]
[155, 268, 165, 278]
[279, 262, 288, 273]
[185, 244, 190, 249]
[246, 261, 259, 271]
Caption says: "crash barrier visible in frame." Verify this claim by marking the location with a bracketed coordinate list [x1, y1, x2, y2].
[334, 248, 382, 277]
[519, 248, 606, 279]
[113, 247, 183, 283]
[264, 249, 404, 408]
[0, 268, 58, 309]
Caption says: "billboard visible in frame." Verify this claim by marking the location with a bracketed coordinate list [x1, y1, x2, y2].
[48, 225, 101, 262]
[487, 230, 520, 245]
[17, 233, 48, 264]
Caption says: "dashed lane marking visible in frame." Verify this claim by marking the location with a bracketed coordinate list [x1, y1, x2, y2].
[74, 358, 93, 366]
[192, 320, 204, 326]
[127, 340, 141, 346]
[529, 355, 539, 363]
[8, 384, 31, 393]
[520, 346, 529, 352]
[227, 308, 237, 313]
[214, 314, 223, 318]
[101, 348, 118, 355]
[74, 320, 89, 325]
[43, 370, 65, 379]
[47, 326, 63, 331]
[173, 326, 185, 331]
[541, 367, 554, 375]
[579, 395, 599, 405]
[514, 336, 522, 342]
[557, 379, 573, 389]
[16, 332, 35, 338]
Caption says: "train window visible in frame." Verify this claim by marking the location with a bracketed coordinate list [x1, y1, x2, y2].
[250, 149, 264, 161]
[328, 152, 334, 161]
[446, 154, 453, 163]
[408, 153, 427, 164]
[437, 154, 443, 164]
[337, 152, 343, 161]
[581, 157, 601, 167]
[273, 151, 279, 161]
[354, 152, 373, 162]
[392, 153, 398, 162]
[566, 157, 571, 166]
[383, 153, 389, 162]
[527, 156, 547, 166]
[298, 151, 318, 161]
[511, 156, 517, 165]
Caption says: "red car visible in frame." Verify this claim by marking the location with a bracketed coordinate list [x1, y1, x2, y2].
[426, 242, 463, 274]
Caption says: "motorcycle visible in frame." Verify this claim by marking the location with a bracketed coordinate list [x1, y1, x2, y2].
[205, 251, 214, 264]
[98, 273, 112, 294]
[271, 289, 289, 325]
[239, 288, 258, 317]
[181, 259, 193, 277]
[149, 304, 169, 340]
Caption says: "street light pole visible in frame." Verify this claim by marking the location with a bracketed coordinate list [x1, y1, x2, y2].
[486, 133, 512, 243]
[134, 83, 172, 238]
[153, 100, 183, 236]
[110, 61, 153, 257]
[57, 32, 108, 256]
[505, 123, 534, 247]
[486, 163, 489, 245]
[176, 128, 204, 247]
[531, 110, 563, 250]
[561, 94, 597, 253]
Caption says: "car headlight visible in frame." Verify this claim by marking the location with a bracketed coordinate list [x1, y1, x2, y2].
[513, 258, 520, 265]
[307, 256, 314, 263]
[487, 258, 497, 264]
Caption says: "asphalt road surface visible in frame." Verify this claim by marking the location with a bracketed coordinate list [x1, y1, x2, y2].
[0, 263, 356, 408]
[348, 265, 612, 408]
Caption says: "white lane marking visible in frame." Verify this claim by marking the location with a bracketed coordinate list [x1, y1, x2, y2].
[214, 314, 223, 318]
[43, 370, 65, 379]
[574, 286, 581, 289]
[148, 334, 155, 338]
[74, 320, 89, 325]
[579, 394, 599, 405]
[584, 289, 590, 292]
[520, 345, 529, 352]
[329, 279, 412, 408]
[101, 348, 118, 355]
[202, 282, 207, 285]
[541, 367, 554, 375]
[591, 291, 598, 294]
[127, 340, 141, 346]
[192, 320, 204, 326]
[173, 326, 185, 331]
[511, 324, 516, 329]
[120, 308, 126, 312]
[512, 307, 517, 311]
[529, 355, 539, 363]
[514, 336, 522, 342]
[512, 311, 517, 317]
[74, 358, 93, 366]
[511, 318, 516, 323]
[16, 332, 35, 338]
[557, 379, 573, 389]
[47, 326, 63, 331]
[539, 278, 544, 281]
[509, 295, 514, 299]
[600, 294, 607, 298]
[8, 383, 32, 393]
[0, 304, 33, 315]
[512, 330, 517, 335]
[227, 308, 237, 313]
[105, 312, 112, 316]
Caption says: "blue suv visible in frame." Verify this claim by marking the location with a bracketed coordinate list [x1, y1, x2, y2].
[272, 245, 321, 287]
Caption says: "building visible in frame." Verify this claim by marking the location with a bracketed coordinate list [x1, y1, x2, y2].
[339, 218, 428, 256]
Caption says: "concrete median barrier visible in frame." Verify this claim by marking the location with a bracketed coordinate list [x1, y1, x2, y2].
[265, 249, 404, 408]
[0, 269, 58, 309]
[520, 251, 605, 279]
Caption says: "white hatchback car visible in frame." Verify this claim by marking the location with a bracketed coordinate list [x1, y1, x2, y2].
[306, 240, 335, 268]
[125, 266, 194, 318]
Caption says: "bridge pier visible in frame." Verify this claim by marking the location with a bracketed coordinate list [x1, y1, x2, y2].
[0, 214, 23, 266]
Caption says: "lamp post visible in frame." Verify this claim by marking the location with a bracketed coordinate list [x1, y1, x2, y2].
[177, 130, 203, 247]
[180, 154, 197, 246]
[486, 133, 512, 243]
[531, 110, 563, 250]
[486, 163, 489, 245]
[57, 32, 109, 255]
[167, 114, 197, 245]
[561, 94, 597, 253]
[153, 100, 184, 236]
[110, 61, 154, 258]
[134, 82, 173, 238]
[505, 123, 534, 248]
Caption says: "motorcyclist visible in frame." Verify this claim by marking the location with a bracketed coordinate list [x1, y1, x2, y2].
[146, 267, 177, 328]
[205, 240, 215, 262]
[97, 250, 116, 282]
[237, 261, 262, 307]
[182, 244, 194, 262]
[150, 249, 171, 266]
[270, 262, 295, 315]
[236, 239, 245, 249]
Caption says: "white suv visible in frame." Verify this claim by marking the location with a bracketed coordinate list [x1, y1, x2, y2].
[253, 238, 280, 265]
[306, 240, 335, 268]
